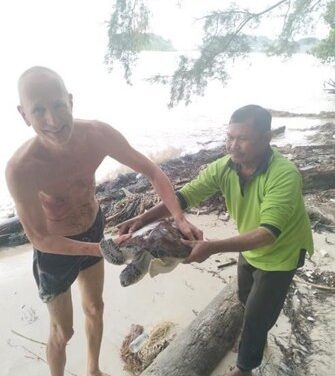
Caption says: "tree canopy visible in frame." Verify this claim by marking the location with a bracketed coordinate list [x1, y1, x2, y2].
[105, 0, 335, 107]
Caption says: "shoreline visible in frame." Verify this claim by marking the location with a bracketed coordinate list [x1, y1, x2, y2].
[0, 112, 334, 222]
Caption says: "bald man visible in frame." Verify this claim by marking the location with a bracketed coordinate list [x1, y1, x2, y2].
[6, 66, 202, 376]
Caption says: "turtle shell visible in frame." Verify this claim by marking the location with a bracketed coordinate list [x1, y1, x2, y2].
[120, 220, 191, 259]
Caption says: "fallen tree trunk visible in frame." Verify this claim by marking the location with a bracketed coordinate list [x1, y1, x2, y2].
[271, 125, 285, 137]
[141, 281, 244, 376]
[0, 216, 22, 235]
[1, 144, 334, 247]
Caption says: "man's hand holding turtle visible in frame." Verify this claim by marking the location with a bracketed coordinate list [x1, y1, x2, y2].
[117, 215, 145, 236]
[181, 239, 214, 263]
[174, 216, 203, 241]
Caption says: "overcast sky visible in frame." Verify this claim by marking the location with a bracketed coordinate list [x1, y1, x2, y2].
[0, 0, 328, 117]
[0, 0, 330, 205]
[0, 0, 328, 130]
[0, 1, 327, 65]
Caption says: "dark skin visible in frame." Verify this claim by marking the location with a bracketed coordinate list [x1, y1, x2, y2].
[118, 120, 273, 376]
[119, 121, 275, 267]
[182, 121, 275, 264]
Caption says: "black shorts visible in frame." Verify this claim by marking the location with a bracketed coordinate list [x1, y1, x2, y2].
[33, 208, 105, 303]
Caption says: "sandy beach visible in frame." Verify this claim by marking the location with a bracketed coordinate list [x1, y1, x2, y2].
[1, 213, 334, 376]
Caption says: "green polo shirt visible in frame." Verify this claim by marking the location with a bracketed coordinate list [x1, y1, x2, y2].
[178, 148, 314, 271]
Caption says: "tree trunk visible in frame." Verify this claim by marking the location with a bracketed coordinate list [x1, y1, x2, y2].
[0, 216, 22, 235]
[141, 281, 243, 376]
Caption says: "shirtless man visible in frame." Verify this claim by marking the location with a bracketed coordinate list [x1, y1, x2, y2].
[6, 66, 201, 376]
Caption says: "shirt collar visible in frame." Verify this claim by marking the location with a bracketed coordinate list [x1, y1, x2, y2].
[228, 146, 273, 178]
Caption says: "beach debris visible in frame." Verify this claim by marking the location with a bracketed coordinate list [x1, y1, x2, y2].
[325, 237, 334, 245]
[192, 264, 227, 282]
[325, 79, 335, 94]
[306, 122, 335, 145]
[271, 125, 286, 137]
[120, 321, 176, 375]
[120, 324, 144, 374]
[7, 339, 77, 375]
[294, 269, 335, 292]
[11, 330, 47, 346]
[1, 137, 334, 248]
[269, 109, 335, 118]
[271, 263, 335, 374]
[218, 212, 230, 221]
[0, 215, 23, 234]
[100, 220, 191, 286]
[103, 190, 159, 229]
[129, 331, 149, 353]
[306, 205, 335, 233]
[20, 305, 38, 325]
[217, 258, 237, 269]
[319, 249, 329, 258]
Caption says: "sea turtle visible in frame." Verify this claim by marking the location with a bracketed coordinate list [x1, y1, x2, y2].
[100, 220, 191, 286]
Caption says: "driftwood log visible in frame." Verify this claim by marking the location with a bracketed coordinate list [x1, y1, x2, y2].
[141, 281, 244, 376]
[271, 125, 285, 137]
[1, 142, 334, 246]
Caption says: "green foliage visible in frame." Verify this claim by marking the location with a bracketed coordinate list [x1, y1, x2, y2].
[105, 0, 150, 83]
[105, 0, 335, 106]
[313, 1, 335, 62]
[142, 34, 174, 51]
[266, 0, 322, 56]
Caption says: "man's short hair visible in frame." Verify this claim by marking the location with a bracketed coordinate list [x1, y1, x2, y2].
[229, 105, 272, 132]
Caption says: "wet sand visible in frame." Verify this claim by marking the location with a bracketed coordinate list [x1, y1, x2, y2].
[0, 214, 334, 376]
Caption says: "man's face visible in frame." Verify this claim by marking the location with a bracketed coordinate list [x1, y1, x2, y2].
[226, 121, 270, 165]
[18, 74, 74, 146]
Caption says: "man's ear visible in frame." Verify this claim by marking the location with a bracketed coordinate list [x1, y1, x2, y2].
[17, 105, 31, 127]
[68, 93, 73, 111]
[265, 130, 272, 143]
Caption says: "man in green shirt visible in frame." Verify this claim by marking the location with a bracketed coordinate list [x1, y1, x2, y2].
[118, 105, 313, 375]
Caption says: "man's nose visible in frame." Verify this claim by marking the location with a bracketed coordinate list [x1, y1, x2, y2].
[228, 139, 239, 150]
[44, 110, 58, 128]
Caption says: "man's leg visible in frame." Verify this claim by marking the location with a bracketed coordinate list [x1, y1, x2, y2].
[237, 267, 295, 372]
[46, 289, 74, 376]
[77, 259, 105, 376]
[226, 255, 255, 375]
[237, 254, 255, 306]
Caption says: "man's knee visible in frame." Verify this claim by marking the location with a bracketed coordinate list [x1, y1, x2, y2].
[82, 300, 104, 319]
[49, 323, 74, 349]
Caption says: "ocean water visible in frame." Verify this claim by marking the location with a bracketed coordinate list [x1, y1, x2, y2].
[0, 52, 334, 218]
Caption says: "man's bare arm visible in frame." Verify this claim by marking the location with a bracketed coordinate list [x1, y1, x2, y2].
[96, 122, 203, 240]
[6, 163, 101, 256]
[208, 227, 275, 253]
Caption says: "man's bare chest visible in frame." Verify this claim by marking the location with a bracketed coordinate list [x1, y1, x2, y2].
[30, 153, 101, 206]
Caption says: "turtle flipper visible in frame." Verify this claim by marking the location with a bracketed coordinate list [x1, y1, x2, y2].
[148, 257, 180, 278]
[120, 251, 152, 287]
[100, 238, 125, 265]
